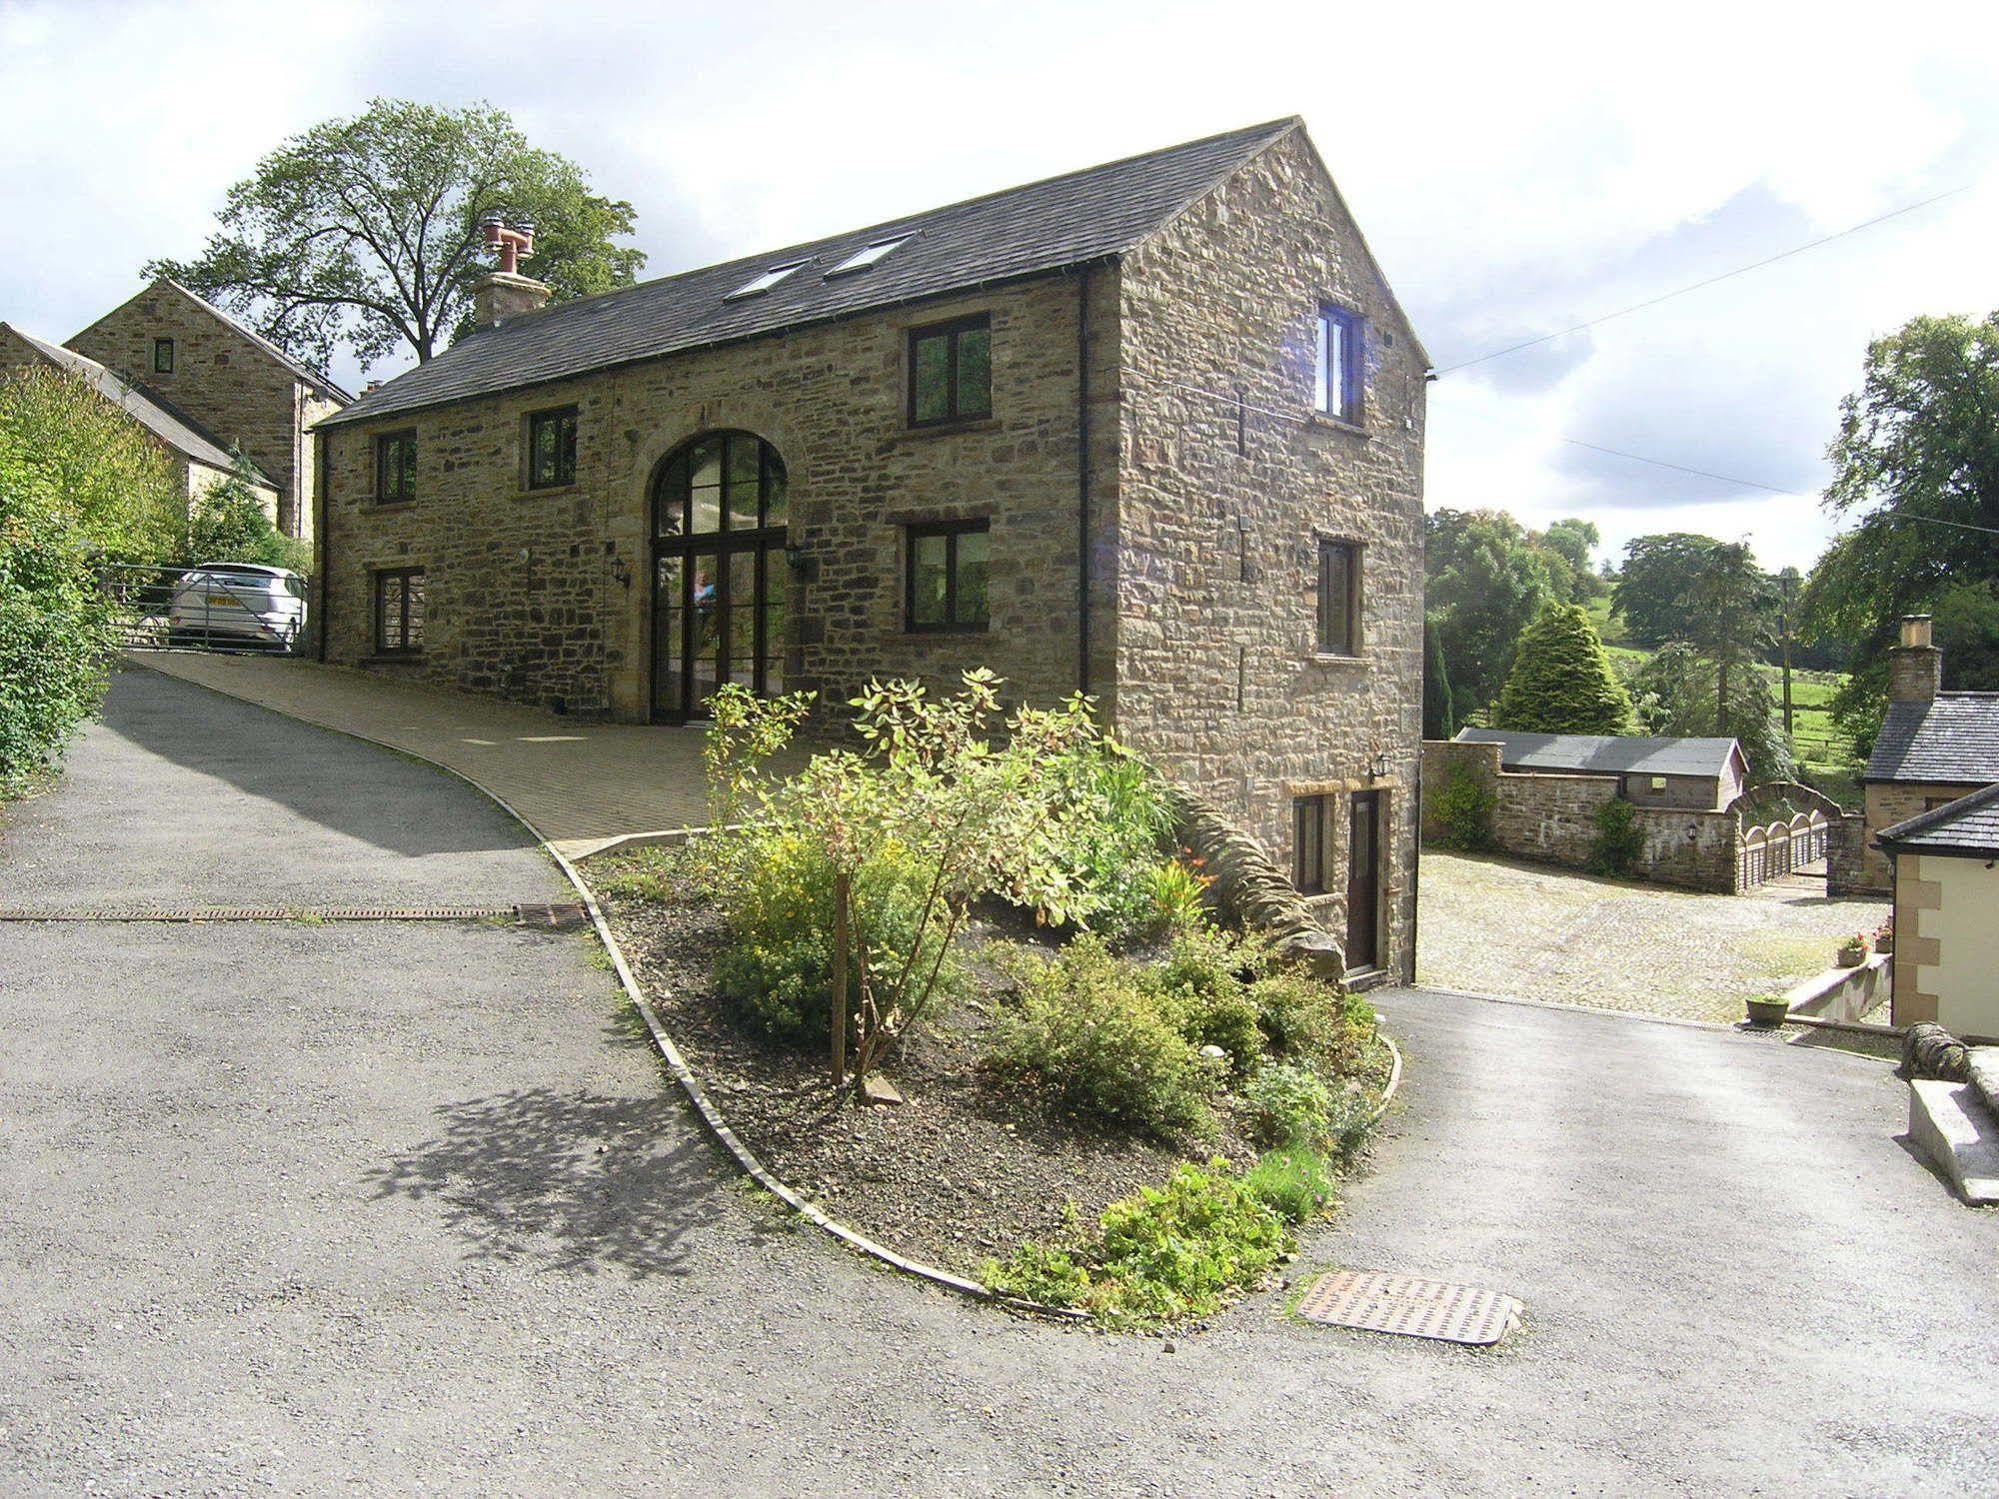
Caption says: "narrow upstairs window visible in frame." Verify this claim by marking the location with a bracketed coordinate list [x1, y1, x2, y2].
[1317, 540, 1359, 655]
[153, 337, 174, 374]
[1315, 306, 1362, 422]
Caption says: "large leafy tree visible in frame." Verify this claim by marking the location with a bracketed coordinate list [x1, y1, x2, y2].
[1630, 643, 1794, 783]
[147, 99, 647, 371]
[1424, 509, 1559, 718]
[1542, 518, 1605, 602]
[1612, 533, 1727, 645]
[1494, 602, 1633, 734]
[1800, 311, 1999, 747]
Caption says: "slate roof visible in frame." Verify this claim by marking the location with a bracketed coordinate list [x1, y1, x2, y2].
[1454, 728, 1743, 780]
[1864, 694, 1999, 785]
[1, 323, 271, 483]
[323, 118, 1304, 429]
[1876, 781, 1999, 857]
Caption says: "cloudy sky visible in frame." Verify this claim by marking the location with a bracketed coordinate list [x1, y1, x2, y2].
[4, 0, 1995, 572]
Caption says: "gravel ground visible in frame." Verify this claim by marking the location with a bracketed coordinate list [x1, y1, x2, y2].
[1417, 850, 1890, 1023]
[3, 671, 1993, 1495]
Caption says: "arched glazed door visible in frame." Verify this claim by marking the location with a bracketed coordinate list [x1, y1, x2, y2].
[650, 431, 788, 721]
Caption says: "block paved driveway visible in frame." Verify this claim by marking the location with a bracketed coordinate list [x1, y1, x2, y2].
[1, 668, 1993, 1494]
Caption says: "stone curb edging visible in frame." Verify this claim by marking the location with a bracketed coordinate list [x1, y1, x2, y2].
[124, 657, 1406, 1319]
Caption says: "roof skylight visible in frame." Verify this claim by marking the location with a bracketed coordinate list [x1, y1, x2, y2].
[825, 235, 911, 278]
[724, 261, 809, 301]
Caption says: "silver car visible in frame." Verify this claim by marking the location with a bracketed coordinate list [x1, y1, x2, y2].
[167, 564, 306, 651]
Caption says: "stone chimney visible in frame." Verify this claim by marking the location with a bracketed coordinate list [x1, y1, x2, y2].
[1887, 614, 1942, 704]
[471, 212, 550, 328]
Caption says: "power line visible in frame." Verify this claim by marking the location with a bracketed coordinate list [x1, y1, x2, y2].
[1432, 183, 1972, 376]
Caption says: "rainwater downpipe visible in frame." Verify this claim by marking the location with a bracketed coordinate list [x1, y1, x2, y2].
[1075, 265, 1091, 697]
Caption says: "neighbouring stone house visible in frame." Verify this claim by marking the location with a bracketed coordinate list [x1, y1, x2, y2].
[1850, 615, 1999, 895]
[0, 322, 280, 517]
[1452, 728, 1749, 811]
[314, 118, 1428, 982]
[64, 277, 351, 540]
[1877, 782, 1999, 1039]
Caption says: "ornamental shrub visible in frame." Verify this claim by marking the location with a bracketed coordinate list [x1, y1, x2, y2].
[1251, 970, 1377, 1081]
[712, 824, 952, 1047]
[1587, 796, 1644, 876]
[1041, 743, 1176, 944]
[1430, 764, 1496, 851]
[1242, 1145, 1338, 1224]
[979, 1160, 1294, 1325]
[987, 935, 1214, 1137]
[1242, 1063, 1334, 1149]
[1494, 601, 1633, 735]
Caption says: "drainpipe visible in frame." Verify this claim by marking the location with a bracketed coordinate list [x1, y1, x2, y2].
[313, 427, 330, 662]
[1075, 266, 1091, 697]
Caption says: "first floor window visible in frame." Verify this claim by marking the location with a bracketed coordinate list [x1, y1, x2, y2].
[375, 568, 425, 654]
[1294, 795, 1329, 895]
[527, 406, 578, 489]
[1314, 305, 1362, 422]
[905, 519, 989, 631]
[1317, 539, 1359, 655]
[908, 315, 992, 426]
[376, 431, 418, 503]
[153, 337, 174, 374]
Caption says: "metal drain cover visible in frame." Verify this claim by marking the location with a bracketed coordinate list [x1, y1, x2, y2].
[1296, 1271, 1523, 1346]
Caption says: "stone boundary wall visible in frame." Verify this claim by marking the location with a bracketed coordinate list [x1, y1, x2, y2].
[1422, 739, 1741, 893]
[1166, 785, 1344, 982]
[1785, 952, 1891, 1025]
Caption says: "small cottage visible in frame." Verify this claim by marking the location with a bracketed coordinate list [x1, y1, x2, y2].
[1877, 781, 1999, 1040]
[1451, 728, 1748, 812]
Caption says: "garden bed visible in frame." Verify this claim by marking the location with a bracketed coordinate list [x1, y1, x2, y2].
[594, 675, 1395, 1325]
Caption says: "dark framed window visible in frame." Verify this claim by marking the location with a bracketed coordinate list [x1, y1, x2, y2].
[904, 519, 989, 632]
[152, 337, 174, 374]
[375, 431, 417, 504]
[1314, 305, 1362, 422]
[1317, 539, 1360, 655]
[373, 568, 425, 655]
[1294, 795, 1329, 895]
[908, 315, 992, 427]
[527, 406, 578, 490]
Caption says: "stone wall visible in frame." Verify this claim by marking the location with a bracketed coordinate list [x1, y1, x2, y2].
[319, 273, 1116, 719]
[1112, 128, 1427, 983]
[1423, 739, 1741, 892]
[67, 280, 328, 539]
[1857, 780, 1984, 895]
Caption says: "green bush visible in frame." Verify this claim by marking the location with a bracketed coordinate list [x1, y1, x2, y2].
[987, 935, 1214, 1137]
[1494, 601, 1633, 734]
[1140, 925, 1270, 1076]
[980, 1160, 1294, 1325]
[0, 367, 180, 795]
[1250, 970, 1378, 1081]
[1430, 765, 1496, 852]
[1242, 1146, 1337, 1224]
[1043, 745, 1176, 944]
[712, 826, 952, 1047]
[185, 454, 310, 572]
[1320, 1084, 1378, 1163]
[1134, 856, 1212, 942]
[1587, 797, 1644, 876]
[1242, 1063, 1334, 1149]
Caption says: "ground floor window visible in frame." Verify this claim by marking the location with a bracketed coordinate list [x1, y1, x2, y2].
[1294, 794, 1328, 894]
[905, 519, 989, 632]
[374, 567, 425, 655]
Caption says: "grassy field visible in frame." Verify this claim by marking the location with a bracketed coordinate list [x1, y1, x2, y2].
[1580, 594, 1861, 807]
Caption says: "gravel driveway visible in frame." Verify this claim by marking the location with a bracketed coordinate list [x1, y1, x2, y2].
[1, 669, 1991, 1495]
[1418, 849, 1891, 1023]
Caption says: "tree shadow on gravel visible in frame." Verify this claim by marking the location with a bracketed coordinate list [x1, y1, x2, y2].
[366, 1087, 740, 1279]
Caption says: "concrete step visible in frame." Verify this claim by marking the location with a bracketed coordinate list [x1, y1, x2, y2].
[1908, 1078, 1999, 1206]
[1969, 1046, 1999, 1118]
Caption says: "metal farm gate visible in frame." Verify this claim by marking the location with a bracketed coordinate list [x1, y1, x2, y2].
[103, 563, 307, 655]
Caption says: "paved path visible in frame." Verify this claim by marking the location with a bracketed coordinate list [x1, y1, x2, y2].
[2, 671, 1993, 1494]
[1420, 849, 1890, 1023]
[127, 650, 806, 858]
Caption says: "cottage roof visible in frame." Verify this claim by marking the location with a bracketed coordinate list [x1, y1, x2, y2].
[1454, 728, 1743, 780]
[1875, 781, 1999, 858]
[1863, 693, 1999, 785]
[1, 323, 270, 482]
[323, 118, 1315, 429]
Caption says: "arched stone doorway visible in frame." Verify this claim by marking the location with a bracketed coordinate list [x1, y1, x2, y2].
[648, 430, 788, 722]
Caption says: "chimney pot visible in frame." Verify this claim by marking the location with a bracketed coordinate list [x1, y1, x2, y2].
[1899, 614, 1933, 649]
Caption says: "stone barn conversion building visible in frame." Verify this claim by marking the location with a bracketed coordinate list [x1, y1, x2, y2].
[1452, 728, 1749, 811]
[313, 117, 1428, 982]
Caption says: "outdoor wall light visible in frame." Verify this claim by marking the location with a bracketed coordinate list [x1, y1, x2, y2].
[610, 555, 632, 589]
[1370, 749, 1389, 780]
[1687, 823, 1700, 843]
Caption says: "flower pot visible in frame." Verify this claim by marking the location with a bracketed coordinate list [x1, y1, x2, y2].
[1836, 946, 1866, 968]
[1874, 935, 1894, 956]
[1744, 997, 1790, 1028]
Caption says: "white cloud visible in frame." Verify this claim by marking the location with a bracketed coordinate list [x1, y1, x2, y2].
[5, 0, 1996, 576]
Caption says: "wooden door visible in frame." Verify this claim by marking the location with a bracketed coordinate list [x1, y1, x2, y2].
[1347, 791, 1382, 971]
